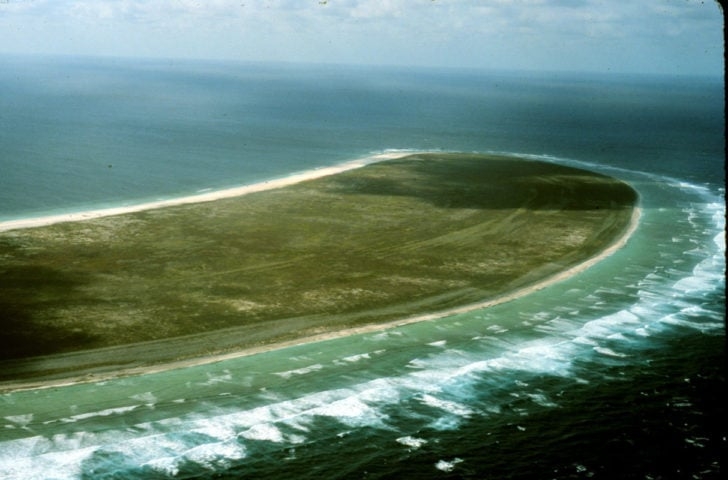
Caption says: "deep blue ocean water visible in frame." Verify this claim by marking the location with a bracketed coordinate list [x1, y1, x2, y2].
[0, 56, 724, 479]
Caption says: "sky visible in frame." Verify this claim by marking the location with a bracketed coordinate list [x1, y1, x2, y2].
[0, 0, 723, 75]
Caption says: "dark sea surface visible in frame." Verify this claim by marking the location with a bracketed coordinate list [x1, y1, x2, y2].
[0, 56, 724, 479]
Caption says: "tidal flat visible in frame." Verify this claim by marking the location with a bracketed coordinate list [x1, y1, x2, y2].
[0, 153, 637, 386]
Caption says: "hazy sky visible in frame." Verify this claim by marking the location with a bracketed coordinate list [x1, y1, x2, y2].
[0, 0, 723, 75]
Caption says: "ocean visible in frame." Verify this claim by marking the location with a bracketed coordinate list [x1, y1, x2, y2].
[0, 56, 724, 479]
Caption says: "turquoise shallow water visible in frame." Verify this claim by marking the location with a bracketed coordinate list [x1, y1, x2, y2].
[0, 57, 724, 479]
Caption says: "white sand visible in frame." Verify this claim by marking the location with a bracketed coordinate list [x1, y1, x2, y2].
[0, 151, 418, 233]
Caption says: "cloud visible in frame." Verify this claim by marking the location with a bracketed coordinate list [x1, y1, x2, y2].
[0, 0, 60, 15]
[0, 0, 722, 74]
[347, 0, 403, 19]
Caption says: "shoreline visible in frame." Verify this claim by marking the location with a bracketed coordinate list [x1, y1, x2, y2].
[0, 150, 419, 233]
[0, 205, 641, 393]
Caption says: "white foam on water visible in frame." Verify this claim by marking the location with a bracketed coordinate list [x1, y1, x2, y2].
[1, 392, 321, 477]
[593, 347, 628, 358]
[406, 358, 430, 369]
[369, 330, 401, 341]
[629, 303, 657, 319]
[396, 435, 428, 449]
[634, 327, 650, 337]
[427, 340, 447, 347]
[570, 311, 641, 343]
[673, 270, 719, 294]
[274, 364, 324, 379]
[144, 455, 181, 477]
[197, 370, 234, 386]
[130, 392, 158, 404]
[340, 353, 371, 363]
[62, 405, 139, 423]
[183, 441, 246, 471]
[607, 333, 629, 342]
[103, 429, 244, 476]
[239, 423, 285, 443]
[660, 313, 724, 333]
[310, 395, 386, 428]
[526, 393, 559, 408]
[680, 304, 724, 321]
[435, 457, 464, 472]
[190, 418, 238, 441]
[0, 442, 97, 480]
[406, 368, 468, 394]
[510, 341, 574, 376]
[187, 404, 278, 435]
[572, 336, 598, 346]
[419, 394, 474, 417]
[713, 230, 725, 249]
[3, 414, 33, 428]
[356, 379, 403, 405]
[533, 316, 571, 334]
[422, 340, 572, 384]
[486, 324, 509, 334]
[429, 416, 463, 431]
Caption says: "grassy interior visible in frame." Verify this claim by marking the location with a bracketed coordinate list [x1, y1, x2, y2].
[0, 153, 637, 382]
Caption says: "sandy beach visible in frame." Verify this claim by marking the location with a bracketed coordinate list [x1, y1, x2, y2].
[0, 150, 416, 233]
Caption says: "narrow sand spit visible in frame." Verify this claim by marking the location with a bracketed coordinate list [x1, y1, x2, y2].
[0, 151, 415, 233]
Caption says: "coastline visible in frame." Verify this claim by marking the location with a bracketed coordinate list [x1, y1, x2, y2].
[0, 150, 417, 233]
[0, 204, 641, 393]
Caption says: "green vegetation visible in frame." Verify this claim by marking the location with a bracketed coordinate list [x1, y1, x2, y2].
[0, 153, 637, 382]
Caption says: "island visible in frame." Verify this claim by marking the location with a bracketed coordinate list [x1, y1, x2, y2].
[0, 153, 639, 391]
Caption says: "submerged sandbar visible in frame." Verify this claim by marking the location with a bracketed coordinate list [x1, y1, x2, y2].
[0, 153, 638, 391]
